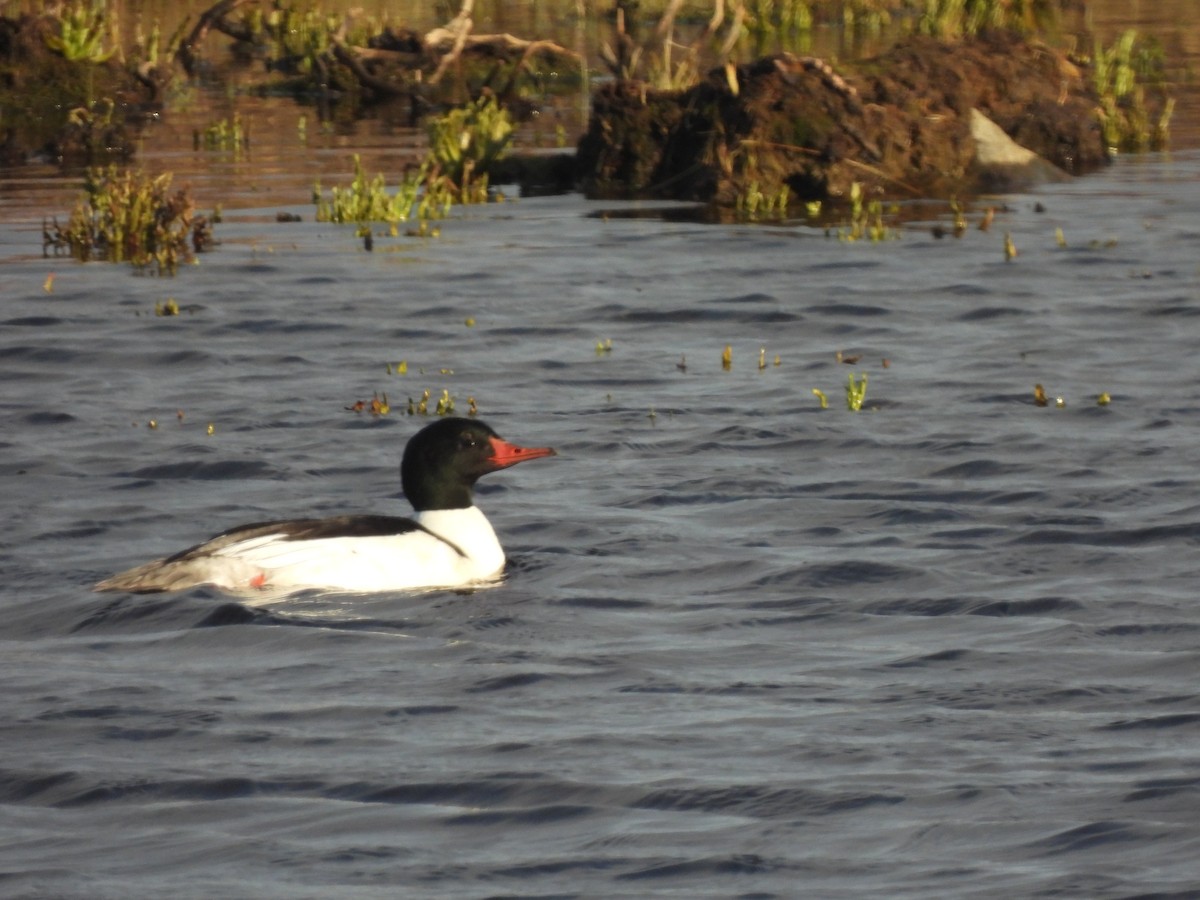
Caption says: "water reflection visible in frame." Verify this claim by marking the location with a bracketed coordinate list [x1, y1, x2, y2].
[1, 0, 1198, 224]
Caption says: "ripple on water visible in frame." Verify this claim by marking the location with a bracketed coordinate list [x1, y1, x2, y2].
[805, 302, 891, 316]
[121, 459, 282, 480]
[2, 315, 65, 327]
[860, 595, 1081, 618]
[5, 153, 1200, 900]
[633, 784, 906, 818]
[618, 306, 800, 324]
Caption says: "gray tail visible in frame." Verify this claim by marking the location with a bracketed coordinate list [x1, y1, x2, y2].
[94, 558, 197, 594]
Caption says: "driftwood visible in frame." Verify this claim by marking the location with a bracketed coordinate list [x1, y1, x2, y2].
[184, 0, 579, 101]
[178, 0, 253, 79]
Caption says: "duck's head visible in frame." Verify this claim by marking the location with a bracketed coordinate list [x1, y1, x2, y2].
[401, 417, 556, 511]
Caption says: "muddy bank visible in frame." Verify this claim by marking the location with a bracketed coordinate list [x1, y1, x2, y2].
[577, 31, 1113, 204]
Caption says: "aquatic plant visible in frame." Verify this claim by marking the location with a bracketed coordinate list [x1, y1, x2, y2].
[1092, 30, 1173, 153]
[757, 348, 782, 370]
[916, 0, 1046, 38]
[426, 94, 514, 204]
[837, 182, 896, 242]
[44, 166, 215, 275]
[950, 198, 967, 236]
[132, 16, 187, 70]
[736, 180, 791, 222]
[745, 0, 815, 38]
[315, 97, 510, 231]
[744, 0, 898, 39]
[44, 0, 115, 63]
[232, 2, 359, 79]
[846, 372, 868, 411]
[197, 114, 248, 154]
[355, 386, 468, 417]
[313, 155, 430, 228]
[262, 3, 340, 72]
[346, 393, 391, 416]
[404, 220, 445, 239]
[391, 387, 469, 416]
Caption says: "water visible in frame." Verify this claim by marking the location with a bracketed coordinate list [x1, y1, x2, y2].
[3, 152, 1200, 898]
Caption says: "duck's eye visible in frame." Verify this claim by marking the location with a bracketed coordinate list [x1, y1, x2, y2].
[460, 434, 480, 449]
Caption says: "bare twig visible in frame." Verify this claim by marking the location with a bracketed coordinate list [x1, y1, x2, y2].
[719, 0, 746, 58]
[426, 0, 474, 85]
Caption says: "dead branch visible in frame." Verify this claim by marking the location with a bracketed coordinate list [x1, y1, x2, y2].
[330, 40, 414, 96]
[428, 31, 580, 59]
[427, 14, 473, 85]
[178, 0, 252, 78]
[180, 0, 579, 105]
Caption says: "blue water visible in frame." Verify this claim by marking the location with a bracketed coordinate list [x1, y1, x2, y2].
[2, 152, 1200, 898]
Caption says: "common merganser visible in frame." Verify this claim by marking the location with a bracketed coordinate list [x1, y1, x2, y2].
[94, 417, 556, 595]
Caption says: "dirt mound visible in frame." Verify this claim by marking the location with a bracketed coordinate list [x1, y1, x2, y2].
[577, 31, 1109, 204]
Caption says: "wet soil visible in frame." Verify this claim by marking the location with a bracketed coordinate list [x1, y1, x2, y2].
[577, 31, 1115, 204]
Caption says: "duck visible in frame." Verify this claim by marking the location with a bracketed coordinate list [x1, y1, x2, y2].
[94, 417, 556, 596]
